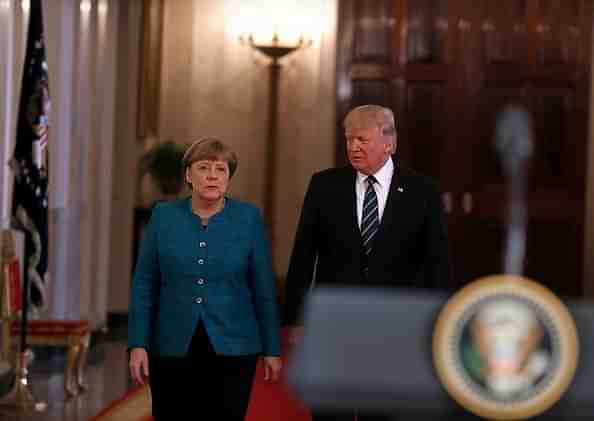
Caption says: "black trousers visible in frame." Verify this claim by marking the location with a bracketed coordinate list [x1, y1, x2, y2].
[149, 321, 258, 421]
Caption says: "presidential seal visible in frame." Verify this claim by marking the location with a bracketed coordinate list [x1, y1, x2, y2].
[433, 275, 578, 420]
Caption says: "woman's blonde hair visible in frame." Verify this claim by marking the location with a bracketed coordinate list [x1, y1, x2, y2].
[182, 138, 238, 188]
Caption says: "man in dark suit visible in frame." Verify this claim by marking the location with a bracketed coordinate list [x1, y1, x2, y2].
[283, 104, 451, 421]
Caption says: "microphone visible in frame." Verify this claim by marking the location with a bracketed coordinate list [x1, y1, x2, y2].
[494, 105, 534, 275]
[494, 104, 534, 179]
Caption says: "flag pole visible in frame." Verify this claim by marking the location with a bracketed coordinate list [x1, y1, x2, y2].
[0, 237, 46, 413]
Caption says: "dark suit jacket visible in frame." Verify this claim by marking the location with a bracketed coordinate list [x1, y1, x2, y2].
[283, 161, 451, 325]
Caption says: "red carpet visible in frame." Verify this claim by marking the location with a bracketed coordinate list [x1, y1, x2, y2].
[91, 330, 312, 421]
[244, 350, 312, 421]
[89, 385, 152, 421]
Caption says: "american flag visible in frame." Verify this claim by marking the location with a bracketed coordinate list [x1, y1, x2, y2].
[10, 0, 50, 315]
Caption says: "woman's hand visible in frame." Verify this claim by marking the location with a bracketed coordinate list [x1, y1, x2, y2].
[129, 347, 150, 385]
[262, 356, 282, 383]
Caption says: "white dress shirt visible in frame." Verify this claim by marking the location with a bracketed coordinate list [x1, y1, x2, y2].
[356, 158, 394, 228]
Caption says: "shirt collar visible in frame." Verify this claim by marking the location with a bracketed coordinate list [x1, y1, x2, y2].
[356, 157, 394, 188]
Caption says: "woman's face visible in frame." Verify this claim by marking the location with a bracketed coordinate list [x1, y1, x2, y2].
[186, 159, 230, 202]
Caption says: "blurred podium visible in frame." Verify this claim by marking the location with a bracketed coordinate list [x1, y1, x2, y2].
[287, 287, 594, 419]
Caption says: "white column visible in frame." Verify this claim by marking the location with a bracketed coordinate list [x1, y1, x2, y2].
[89, 0, 118, 328]
[0, 0, 14, 229]
[0, 0, 28, 229]
[44, 0, 81, 320]
[77, 0, 94, 322]
[44, 0, 123, 325]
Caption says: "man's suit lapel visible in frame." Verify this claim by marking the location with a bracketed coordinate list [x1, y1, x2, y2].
[344, 169, 362, 247]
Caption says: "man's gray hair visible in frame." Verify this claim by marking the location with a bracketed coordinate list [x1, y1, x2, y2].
[343, 105, 397, 136]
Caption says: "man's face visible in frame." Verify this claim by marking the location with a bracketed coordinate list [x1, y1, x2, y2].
[345, 124, 394, 175]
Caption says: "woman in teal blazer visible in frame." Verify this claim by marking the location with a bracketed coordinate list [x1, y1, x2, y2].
[128, 138, 282, 421]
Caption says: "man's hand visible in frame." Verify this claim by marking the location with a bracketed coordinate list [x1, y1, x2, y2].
[129, 347, 150, 385]
[263, 356, 282, 382]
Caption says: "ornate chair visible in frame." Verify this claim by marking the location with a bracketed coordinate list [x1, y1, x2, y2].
[1, 230, 90, 397]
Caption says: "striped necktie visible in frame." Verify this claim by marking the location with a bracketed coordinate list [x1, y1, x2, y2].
[361, 175, 379, 256]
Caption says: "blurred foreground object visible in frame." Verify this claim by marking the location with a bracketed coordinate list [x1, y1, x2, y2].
[287, 287, 593, 418]
[433, 275, 578, 420]
[433, 105, 578, 419]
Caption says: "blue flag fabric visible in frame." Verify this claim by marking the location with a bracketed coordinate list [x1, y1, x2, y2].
[10, 0, 50, 314]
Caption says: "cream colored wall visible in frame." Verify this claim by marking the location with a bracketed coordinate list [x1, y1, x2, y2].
[108, 0, 143, 314]
[273, 14, 338, 278]
[159, 0, 269, 206]
[158, 0, 338, 278]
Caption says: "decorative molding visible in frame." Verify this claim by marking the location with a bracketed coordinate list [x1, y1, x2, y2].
[137, 0, 163, 141]
[351, 63, 392, 80]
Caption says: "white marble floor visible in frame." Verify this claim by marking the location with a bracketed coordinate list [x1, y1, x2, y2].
[0, 330, 133, 421]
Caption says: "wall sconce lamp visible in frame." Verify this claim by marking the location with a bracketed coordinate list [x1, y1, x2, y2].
[236, 21, 313, 244]
[239, 32, 312, 60]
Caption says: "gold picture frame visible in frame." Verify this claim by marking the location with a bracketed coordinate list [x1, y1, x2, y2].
[433, 274, 578, 420]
